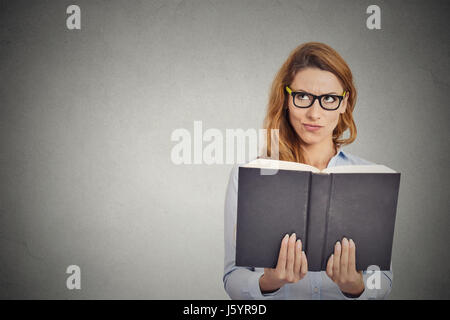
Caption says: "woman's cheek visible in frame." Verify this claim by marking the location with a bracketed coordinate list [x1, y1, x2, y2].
[288, 112, 302, 130]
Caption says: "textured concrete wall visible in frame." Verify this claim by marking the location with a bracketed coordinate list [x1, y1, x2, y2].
[0, 0, 449, 299]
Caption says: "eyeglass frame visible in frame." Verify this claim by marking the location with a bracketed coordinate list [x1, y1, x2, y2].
[285, 86, 347, 111]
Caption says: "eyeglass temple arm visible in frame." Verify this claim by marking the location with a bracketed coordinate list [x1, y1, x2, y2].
[285, 86, 292, 95]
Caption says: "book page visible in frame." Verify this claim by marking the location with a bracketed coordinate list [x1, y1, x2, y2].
[242, 158, 320, 173]
[322, 164, 397, 174]
[242, 158, 397, 174]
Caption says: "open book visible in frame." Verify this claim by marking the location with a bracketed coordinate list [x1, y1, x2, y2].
[242, 158, 398, 174]
[235, 158, 401, 271]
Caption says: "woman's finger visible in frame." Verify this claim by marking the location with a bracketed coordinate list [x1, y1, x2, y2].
[348, 239, 357, 272]
[286, 233, 296, 280]
[300, 250, 308, 278]
[276, 234, 289, 272]
[326, 254, 334, 278]
[293, 239, 302, 278]
[332, 241, 341, 278]
[341, 237, 349, 275]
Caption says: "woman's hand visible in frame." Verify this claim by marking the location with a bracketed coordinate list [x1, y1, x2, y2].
[259, 233, 308, 293]
[326, 237, 365, 296]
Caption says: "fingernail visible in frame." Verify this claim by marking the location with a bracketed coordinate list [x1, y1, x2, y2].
[349, 239, 354, 247]
[343, 238, 348, 245]
[336, 241, 341, 249]
[296, 239, 301, 248]
[284, 234, 289, 242]
[291, 233, 296, 239]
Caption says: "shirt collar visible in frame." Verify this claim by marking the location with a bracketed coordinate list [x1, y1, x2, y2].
[327, 146, 348, 168]
[336, 147, 348, 159]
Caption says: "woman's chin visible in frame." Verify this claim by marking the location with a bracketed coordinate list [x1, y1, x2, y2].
[299, 133, 322, 145]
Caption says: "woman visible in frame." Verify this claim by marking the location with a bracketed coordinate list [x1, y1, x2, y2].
[223, 42, 393, 299]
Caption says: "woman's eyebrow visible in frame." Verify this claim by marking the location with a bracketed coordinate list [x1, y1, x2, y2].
[293, 88, 339, 95]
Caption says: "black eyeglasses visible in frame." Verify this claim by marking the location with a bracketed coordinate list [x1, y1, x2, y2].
[285, 86, 347, 111]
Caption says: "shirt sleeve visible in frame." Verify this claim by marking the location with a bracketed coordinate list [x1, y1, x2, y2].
[223, 165, 285, 299]
[340, 263, 393, 300]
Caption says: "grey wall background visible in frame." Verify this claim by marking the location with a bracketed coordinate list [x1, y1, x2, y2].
[0, 0, 449, 299]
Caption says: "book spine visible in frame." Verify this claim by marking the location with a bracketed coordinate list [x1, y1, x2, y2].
[303, 171, 312, 258]
[305, 173, 333, 271]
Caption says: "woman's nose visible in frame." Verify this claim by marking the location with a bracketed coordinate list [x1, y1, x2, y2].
[306, 99, 322, 120]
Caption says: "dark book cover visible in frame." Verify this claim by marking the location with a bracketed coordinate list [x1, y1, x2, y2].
[235, 165, 401, 271]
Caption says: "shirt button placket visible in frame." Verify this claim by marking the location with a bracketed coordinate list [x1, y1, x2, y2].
[310, 273, 321, 300]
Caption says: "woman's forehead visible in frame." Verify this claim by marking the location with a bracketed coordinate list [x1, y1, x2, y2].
[291, 68, 342, 93]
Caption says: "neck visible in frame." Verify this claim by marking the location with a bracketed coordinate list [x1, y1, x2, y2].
[301, 139, 337, 170]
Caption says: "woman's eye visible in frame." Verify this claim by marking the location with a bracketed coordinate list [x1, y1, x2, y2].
[299, 93, 310, 100]
[323, 95, 336, 103]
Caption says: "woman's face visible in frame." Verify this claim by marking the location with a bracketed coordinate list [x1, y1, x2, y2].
[287, 67, 348, 146]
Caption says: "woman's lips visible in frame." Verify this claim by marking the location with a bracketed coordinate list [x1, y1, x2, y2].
[303, 123, 322, 132]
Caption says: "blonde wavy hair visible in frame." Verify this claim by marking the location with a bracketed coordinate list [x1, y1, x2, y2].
[261, 42, 357, 164]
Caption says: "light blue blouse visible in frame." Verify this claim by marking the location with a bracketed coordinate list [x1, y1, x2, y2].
[223, 148, 393, 300]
